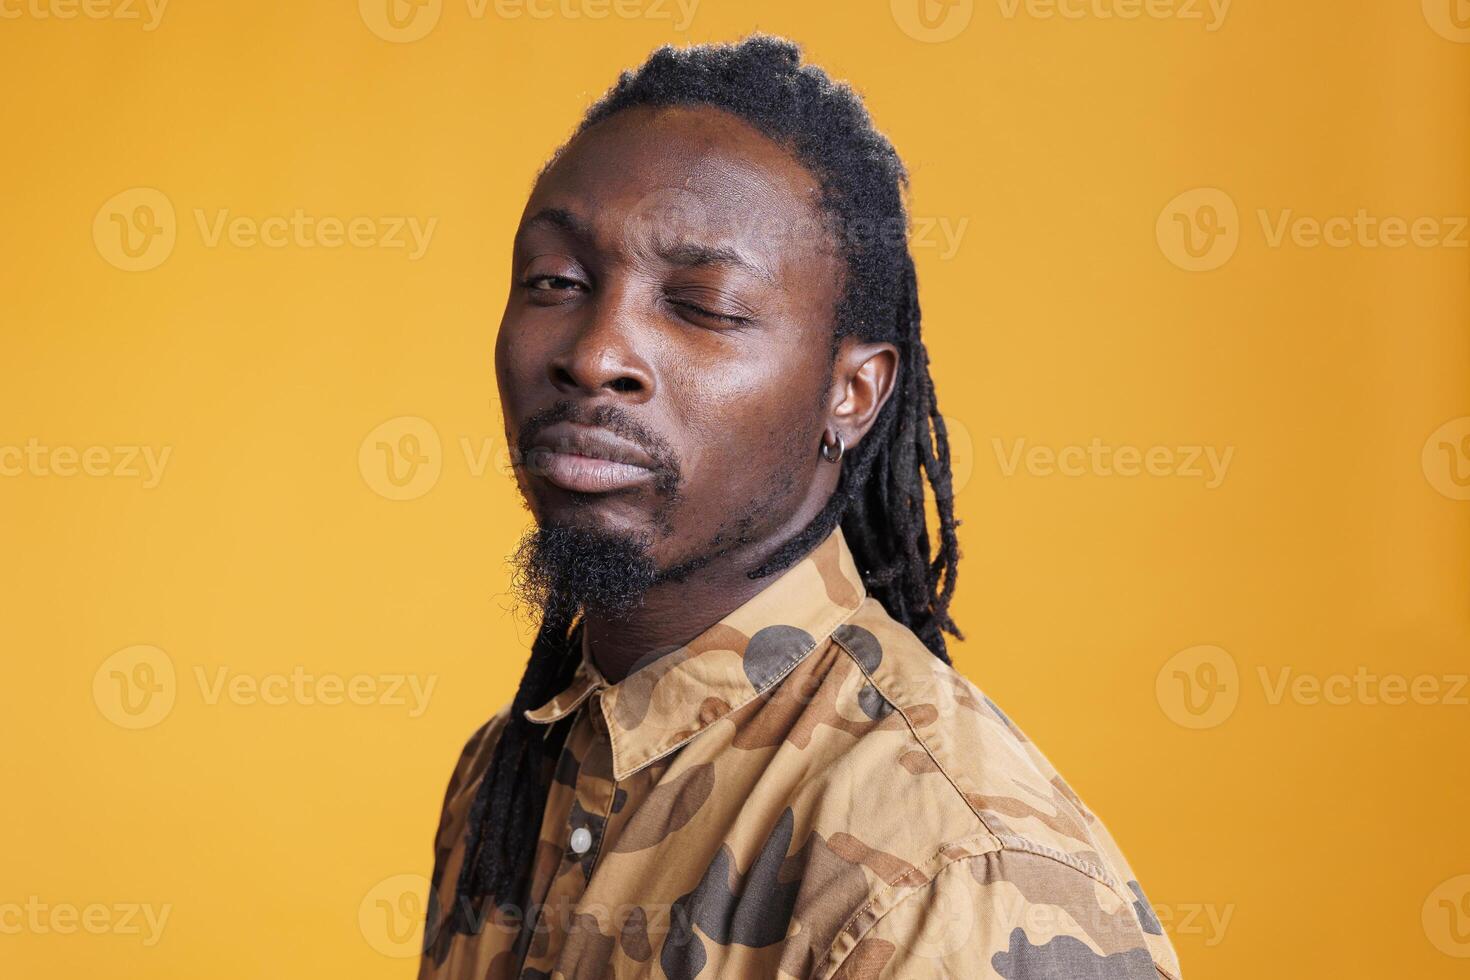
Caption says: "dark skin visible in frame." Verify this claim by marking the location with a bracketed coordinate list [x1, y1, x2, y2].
[496, 104, 898, 684]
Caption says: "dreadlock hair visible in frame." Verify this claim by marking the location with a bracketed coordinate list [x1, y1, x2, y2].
[445, 33, 963, 944]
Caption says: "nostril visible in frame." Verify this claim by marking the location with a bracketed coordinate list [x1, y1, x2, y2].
[547, 345, 651, 395]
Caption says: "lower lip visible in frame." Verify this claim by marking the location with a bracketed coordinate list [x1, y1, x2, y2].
[529, 450, 655, 494]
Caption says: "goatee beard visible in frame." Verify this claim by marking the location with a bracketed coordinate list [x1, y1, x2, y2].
[511, 523, 661, 624]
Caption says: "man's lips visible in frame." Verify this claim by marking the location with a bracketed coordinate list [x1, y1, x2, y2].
[523, 422, 659, 494]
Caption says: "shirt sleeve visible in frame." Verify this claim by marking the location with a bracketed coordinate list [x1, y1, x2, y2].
[420, 707, 513, 971]
[828, 848, 1171, 980]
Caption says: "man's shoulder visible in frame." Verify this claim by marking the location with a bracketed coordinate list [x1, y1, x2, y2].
[829, 605, 1158, 887]
[815, 598, 1180, 977]
[829, 599, 1114, 873]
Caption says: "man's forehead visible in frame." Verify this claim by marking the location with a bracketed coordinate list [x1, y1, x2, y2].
[546, 103, 819, 196]
[521, 106, 834, 265]
[520, 204, 779, 283]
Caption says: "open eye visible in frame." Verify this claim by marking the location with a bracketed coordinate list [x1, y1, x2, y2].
[522, 274, 584, 293]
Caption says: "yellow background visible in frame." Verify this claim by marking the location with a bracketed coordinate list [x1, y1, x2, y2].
[2, 1, 1467, 977]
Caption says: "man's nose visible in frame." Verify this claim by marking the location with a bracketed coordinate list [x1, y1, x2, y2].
[546, 285, 655, 399]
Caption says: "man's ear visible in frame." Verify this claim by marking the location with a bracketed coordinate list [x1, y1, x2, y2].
[827, 337, 899, 450]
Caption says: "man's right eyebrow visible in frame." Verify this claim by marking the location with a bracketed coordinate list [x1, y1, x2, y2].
[519, 207, 593, 241]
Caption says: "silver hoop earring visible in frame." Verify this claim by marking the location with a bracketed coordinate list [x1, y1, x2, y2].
[820, 432, 845, 463]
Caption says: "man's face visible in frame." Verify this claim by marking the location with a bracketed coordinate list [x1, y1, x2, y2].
[496, 104, 847, 582]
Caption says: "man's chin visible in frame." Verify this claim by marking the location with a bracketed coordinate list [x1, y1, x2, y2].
[511, 521, 661, 622]
[530, 485, 673, 532]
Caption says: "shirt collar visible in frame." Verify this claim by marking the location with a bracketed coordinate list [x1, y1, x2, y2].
[522, 524, 867, 781]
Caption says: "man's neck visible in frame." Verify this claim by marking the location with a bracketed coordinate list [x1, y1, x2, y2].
[581, 570, 765, 685]
[583, 516, 834, 685]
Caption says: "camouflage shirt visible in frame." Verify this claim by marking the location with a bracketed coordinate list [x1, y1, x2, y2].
[419, 526, 1182, 979]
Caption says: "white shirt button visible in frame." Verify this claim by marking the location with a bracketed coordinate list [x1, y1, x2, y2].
[569, 827, 593, 855]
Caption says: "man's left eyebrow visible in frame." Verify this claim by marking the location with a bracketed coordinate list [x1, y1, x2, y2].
[519, 207, 594, 241]
[657, 241, 775, 283]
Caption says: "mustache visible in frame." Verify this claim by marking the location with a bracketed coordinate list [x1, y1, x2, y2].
[515, 401, 682, 492]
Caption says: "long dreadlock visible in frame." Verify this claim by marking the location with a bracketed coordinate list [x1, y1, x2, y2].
[442, 33, 963, 948]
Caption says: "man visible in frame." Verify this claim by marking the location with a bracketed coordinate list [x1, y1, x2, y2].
[420, 35, 1180, 980]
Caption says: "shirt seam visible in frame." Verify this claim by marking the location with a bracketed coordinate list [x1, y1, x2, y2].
[829, 627, 1141, 905]
[580, 715, 618, 886]
[816, 847, 1179, 980]
[831, 624, 1008, 835]
[610, 598, 866, 781]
